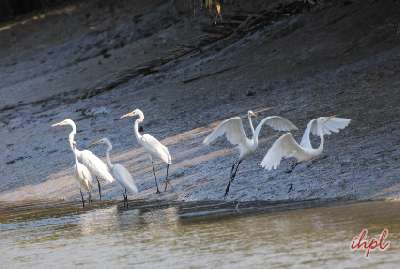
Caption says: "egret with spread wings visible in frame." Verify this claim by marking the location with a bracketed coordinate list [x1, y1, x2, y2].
[261, 116, 351, 171]
[91, 137, 138, 207]
[121, 109, 172, 194]
[52, 119, 115, 200]
[203, 110, 298, 196]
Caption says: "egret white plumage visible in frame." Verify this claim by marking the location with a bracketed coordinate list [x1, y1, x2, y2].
[91, 137, 138, 207]
[52, 119, 115, 200]
[203, 110, 298, 196]
[120, 109, 172, 194]
[72, 142, 94, 207]
[260, 116, 351, 171]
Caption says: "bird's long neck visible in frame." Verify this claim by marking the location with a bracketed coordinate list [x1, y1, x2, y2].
[254, 118, 267, 145]
[67, 122, 79, 162]
[317, 123, 324, 151]
[67, 122, 83, 162]
[105, 142, 113, 168]
[68, 124, 77, 152]
[134, 116, 144, 141]
[71, 139, 80, 167]
[248, 115, 256, 143]
[73, 147, 79, 165]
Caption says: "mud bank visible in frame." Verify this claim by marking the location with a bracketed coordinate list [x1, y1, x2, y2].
[0, 0, 400, 203]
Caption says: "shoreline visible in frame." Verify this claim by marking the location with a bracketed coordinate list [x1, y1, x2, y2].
[1, 197, 397, 224]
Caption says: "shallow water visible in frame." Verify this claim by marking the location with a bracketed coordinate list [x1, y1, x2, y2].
[1, 200, 399, 269]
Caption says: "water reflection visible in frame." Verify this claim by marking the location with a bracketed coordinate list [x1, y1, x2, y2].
[1, 201, 400, 269]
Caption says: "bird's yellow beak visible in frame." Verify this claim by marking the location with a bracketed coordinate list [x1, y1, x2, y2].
[120, 112, 134, 119]
[51, 121, 62, 127]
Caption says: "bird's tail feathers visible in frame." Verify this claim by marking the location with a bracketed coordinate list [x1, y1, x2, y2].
[126, 181, 139, 194]
[103, 171, 115, 183]
[162, 147, 172, 164]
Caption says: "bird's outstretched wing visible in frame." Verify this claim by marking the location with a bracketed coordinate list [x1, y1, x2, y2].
[112, 164, 138, 194]
[311, 117, 351, 136]
[261, 133, 309, 170]
[203, 117, 247, 146]
[78, 150, 115, 183]
[260, 116, 298, 131]
[254, 116, 298, 139]
[142, 134, 172, 164]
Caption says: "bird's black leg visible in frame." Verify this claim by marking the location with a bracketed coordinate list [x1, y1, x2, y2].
[224, 181, 232, 198]
[164, 164, 170, 192]
[230, 161, 237, 178]
[224, 161, 242, 197]
[80, 189, 85, 208]
[88, 191, 92, 205]
[231, 160, 242, 182]
[96, 177, 102, 200]
[125, 188, 128, 208]
[152, 161, 161, 194]
[224, 162, 236, 197]
[225, 161, 238, 198]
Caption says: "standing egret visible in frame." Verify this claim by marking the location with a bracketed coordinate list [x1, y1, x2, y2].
[52, 119, 115, 200]
[260, 116, 351, 170]
[72, 142, 94, 207]
[120, 109, 172, 194]
[91, 137, 138, 207]
[203, 110, 298, 196]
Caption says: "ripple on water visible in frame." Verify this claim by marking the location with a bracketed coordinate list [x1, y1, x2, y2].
[0, 199, 400, 269]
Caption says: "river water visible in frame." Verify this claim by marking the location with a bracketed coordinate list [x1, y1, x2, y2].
[1, 200, 399, 268]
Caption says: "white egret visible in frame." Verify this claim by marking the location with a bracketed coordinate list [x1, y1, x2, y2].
[120, 109, 172, 194]
[72, 142, 94, 207]
[91, 137, 138, 207]
[52, 119, 115, 200]
[203, 110, 298, 196]
[260, 116, 351, 170]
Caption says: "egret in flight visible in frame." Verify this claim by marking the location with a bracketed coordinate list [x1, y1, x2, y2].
[121, 109, 172, 194]
[72, 142, 93, 207]
[91, 137, 138, 207]
[260, 116, 351, 170]
[203, 110, 298, 196]
[52, 119, 115, 200]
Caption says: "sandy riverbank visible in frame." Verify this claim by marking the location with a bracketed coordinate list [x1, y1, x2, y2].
[1, 0, 400, 203]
